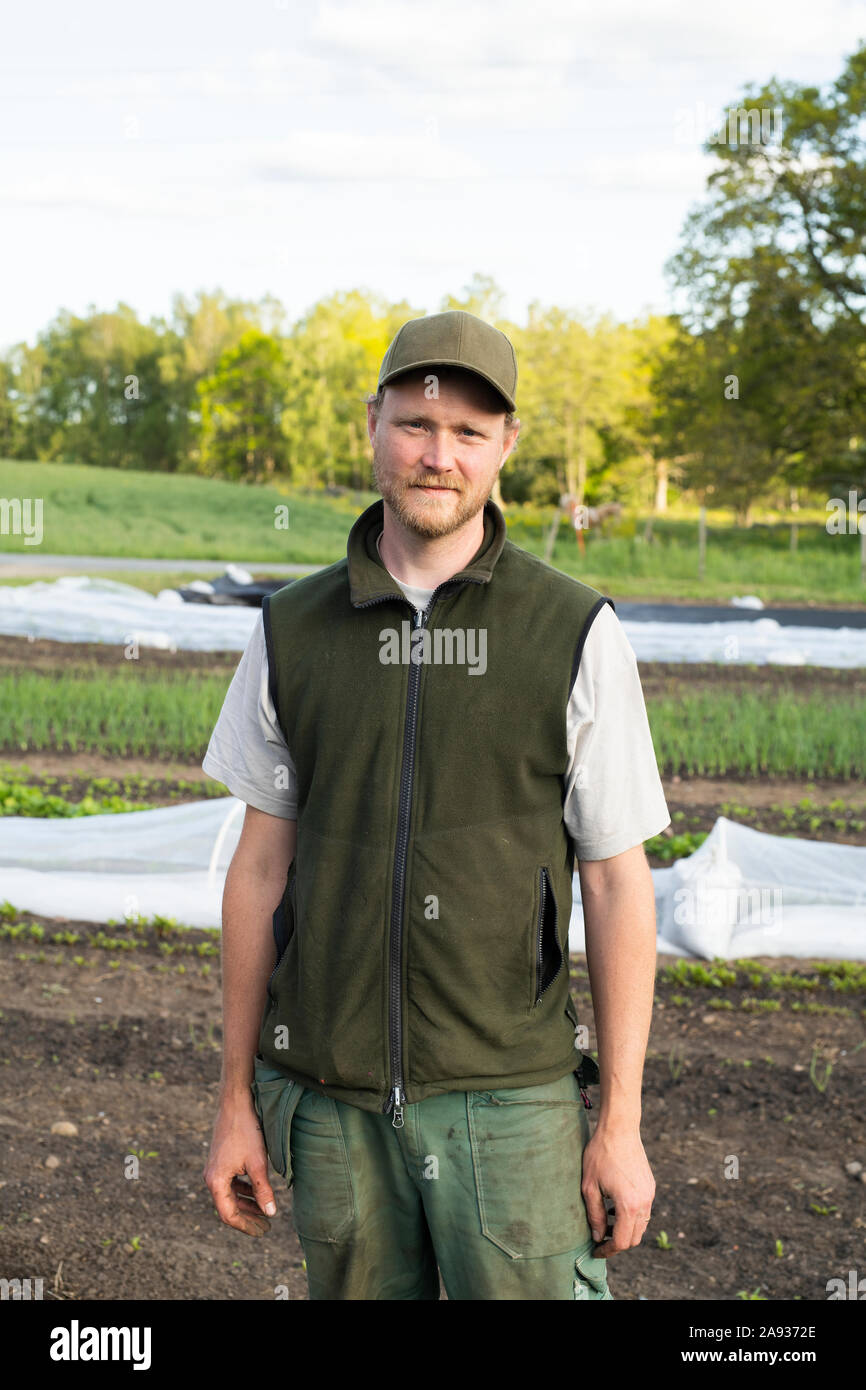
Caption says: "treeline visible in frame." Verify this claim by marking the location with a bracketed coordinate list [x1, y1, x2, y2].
[1, 44, 864, 518]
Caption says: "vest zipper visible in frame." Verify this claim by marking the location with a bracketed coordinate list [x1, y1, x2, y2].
[383, 603, 427, 1128]
[357, 575, 481, 1127]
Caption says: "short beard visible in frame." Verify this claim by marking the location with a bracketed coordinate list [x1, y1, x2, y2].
[371, 448, 496, 540]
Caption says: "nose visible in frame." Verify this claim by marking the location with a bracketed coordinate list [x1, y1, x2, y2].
[418, 430, 455, 473]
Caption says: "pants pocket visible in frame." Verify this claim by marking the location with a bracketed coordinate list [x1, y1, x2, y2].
[289, 1089, 355, 1244]
[573, 1239, 614, 1300]
[467, 1073, 592, 1259]
[250, 1055, 304, 1186]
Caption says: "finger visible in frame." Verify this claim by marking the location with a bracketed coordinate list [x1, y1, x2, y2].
[209, 1173, 270, 1236]
[219, 1197, 270, 1237]
[591, 1202, 619, 1257]
[207, 1170, 242, 1227]
[581, 1178, 609, 1244]
[231, 1185, 267, 1213]
[229, 1178, 272, 1220]
[245, 1155, 278, 1217]
[226, 1208, 270, 1236]
[595, 1205, 650, 1257]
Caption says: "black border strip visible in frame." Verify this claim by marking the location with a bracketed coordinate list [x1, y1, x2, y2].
[569, 594, 616, 698]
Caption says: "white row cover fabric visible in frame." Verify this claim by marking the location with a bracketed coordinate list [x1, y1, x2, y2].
[572, 817, 866, 958]
[0, 576, 260, 652]
[621, 616, 866, 667]
[1, 575, 865, 665]
[0, 802, 863, 959]
[0, 798, 243, 928]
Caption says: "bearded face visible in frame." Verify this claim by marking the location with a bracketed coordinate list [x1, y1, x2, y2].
[369, 368, 518, 541]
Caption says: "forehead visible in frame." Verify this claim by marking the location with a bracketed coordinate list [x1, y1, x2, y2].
[383, 367, 506, 417]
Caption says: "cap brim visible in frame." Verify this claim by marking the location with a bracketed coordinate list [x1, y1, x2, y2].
[378, 358, 515, 413]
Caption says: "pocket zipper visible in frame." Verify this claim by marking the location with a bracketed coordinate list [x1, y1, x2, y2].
[535, 866, 560, 1005]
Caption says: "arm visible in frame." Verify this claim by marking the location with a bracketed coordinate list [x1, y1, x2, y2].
[203, 805, 297, 1236]
[578, 841, 657, 1257]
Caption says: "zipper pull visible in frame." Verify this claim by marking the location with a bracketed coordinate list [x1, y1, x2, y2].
[389, 1085, 406, 1128]
[579, 1085, 592, 1110]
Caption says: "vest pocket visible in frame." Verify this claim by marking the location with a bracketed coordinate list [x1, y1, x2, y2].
[533, 865, 564, 1006]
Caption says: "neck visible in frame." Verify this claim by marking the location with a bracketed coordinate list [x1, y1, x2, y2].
[378, 506, 486, 589]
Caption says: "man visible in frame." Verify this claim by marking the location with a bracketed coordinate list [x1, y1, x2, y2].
[203, 310, 669, 1300]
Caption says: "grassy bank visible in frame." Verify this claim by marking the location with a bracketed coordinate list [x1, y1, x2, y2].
[2, 459, 865, 603]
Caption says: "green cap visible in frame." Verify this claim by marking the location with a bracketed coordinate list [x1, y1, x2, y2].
[377, 310, 517, 412]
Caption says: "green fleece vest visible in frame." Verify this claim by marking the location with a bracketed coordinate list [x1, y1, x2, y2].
[259, 498, 613, 1119]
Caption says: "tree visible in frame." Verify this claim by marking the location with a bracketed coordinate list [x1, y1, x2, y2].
[512, 306, 625, 506]
[196, 330, 288, 482]
[282, 289, 421, 489]
[666, 43, 866, 508]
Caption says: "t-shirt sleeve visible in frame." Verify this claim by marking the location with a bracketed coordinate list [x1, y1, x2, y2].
[201, 610, 298, 818]
[563, 601, 670, 859]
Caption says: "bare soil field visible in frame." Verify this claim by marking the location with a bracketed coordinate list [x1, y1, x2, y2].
[0, 914, 863, 1303]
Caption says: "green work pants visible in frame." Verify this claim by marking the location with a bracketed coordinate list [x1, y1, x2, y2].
[252, 1059, 614, 1301]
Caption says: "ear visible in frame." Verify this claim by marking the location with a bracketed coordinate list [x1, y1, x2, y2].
[500, 418, 520, 464]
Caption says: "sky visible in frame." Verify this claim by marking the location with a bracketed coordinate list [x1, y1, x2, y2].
[1, 0, 863, 353]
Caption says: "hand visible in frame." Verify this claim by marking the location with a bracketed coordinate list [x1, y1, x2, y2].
[203, 1095, 277, 1237]
[580, 1121, 655, 1258]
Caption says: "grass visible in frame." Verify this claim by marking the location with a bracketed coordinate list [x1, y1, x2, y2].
[0, 670, 228, 757]
[2, 457, 865, 602]
[2, 665, 864, 777]
[0, 458, 368, 564]
[648, 690, 866, 779]
[540, 516, 866, 604]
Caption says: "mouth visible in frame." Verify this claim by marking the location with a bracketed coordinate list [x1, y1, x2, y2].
[414, 485, 456, 494]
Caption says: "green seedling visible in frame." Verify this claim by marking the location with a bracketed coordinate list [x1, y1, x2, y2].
[809, 1045, 833, 1093]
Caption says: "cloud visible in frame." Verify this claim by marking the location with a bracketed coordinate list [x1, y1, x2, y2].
[311, 0, 864, 74]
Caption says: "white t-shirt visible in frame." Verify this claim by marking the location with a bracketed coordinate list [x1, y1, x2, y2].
[202, 550, 670, 860]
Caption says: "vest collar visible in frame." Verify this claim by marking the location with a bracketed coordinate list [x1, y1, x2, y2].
[347, 496, 507, 607]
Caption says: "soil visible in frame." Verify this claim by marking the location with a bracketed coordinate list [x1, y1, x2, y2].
[3, 632, 864, 694]
[0, 912, 863, 1303]
[0, 633, 239, 676]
